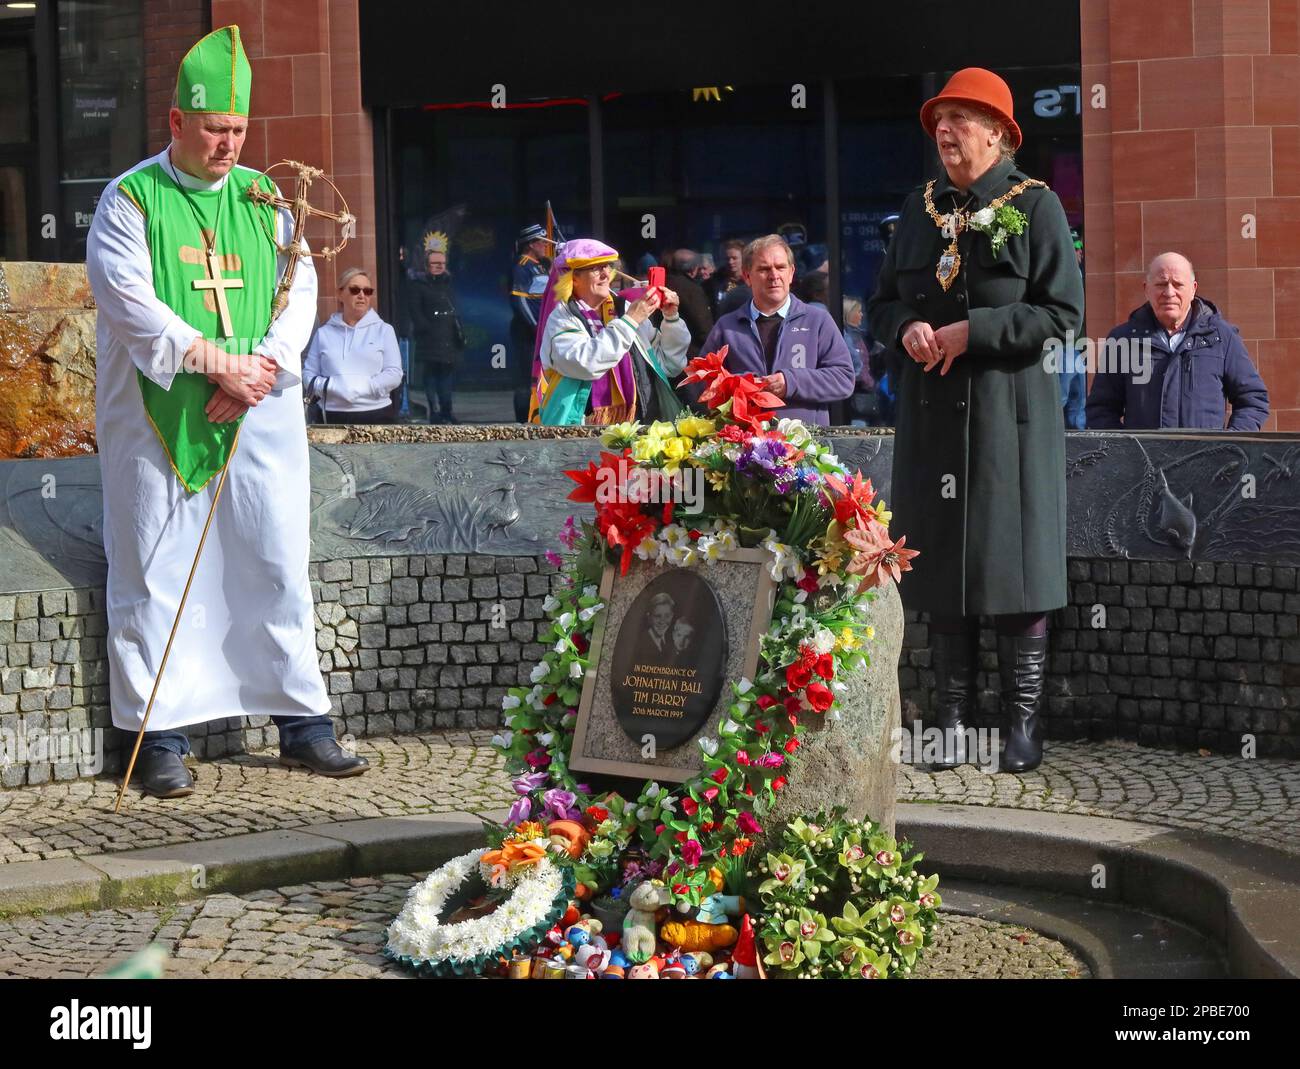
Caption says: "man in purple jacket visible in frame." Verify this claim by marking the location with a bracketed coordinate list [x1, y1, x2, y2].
[697, 235, 855, 426]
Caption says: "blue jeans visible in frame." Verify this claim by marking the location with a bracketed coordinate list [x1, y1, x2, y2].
[136, 715, 335, 757]
[1060, 365, 1087, 430]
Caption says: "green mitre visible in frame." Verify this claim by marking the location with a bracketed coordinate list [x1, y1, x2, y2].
[176, 25, 251, 116]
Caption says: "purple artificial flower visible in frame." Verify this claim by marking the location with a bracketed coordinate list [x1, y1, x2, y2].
[545, 549, 564, 567]
[681, 839, 703, 868]
[542, 788, 581, 821]
[736, 811, 764, 835]
[558, 515, 581, 549]
[757, 752, 786, 769]
[514, 771, 548, 794]
[574, 783, 592, 795]
[507, 797, 532, 824]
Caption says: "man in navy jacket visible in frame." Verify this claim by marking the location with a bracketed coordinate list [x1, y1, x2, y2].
[697, 235, 854, 426]
[1087, 252, 1269, 431]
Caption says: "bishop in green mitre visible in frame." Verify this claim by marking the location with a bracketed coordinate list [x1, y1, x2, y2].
[86, 25, 368, 798]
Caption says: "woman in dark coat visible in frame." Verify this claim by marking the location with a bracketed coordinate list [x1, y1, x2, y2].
[868, 68, 1084, 773]
[409, 244, 466, 423]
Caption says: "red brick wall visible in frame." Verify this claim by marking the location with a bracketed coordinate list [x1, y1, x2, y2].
[210, 0, 376, 324]
[143, 0, 211, 155]
[1082, 0, 1300, 430]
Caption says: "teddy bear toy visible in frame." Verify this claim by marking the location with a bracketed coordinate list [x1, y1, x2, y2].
[622, 880, 673, 964]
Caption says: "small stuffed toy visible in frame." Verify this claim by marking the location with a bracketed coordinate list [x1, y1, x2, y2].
[622, 880, 673, 964]
[696, 893, 745, 926]
[659, 919, 738, 952]
[626, 961, 660, 979]
[565, 917, 603, 947]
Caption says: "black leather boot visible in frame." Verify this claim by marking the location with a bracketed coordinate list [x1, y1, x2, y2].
[997, 634, 1048, 773]
[279, 737, 369, 777]
[134, 748, 195, 798]
[929, 629, 978, 769]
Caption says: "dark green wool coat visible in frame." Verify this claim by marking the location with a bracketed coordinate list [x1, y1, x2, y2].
[868, 158, 1085, 617]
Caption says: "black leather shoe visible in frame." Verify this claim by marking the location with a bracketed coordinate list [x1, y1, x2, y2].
[134, 748, 195, 798]
[279, 738, 369, 777]
[997, 634, 1049, 773]
[928, 629, 978, 769]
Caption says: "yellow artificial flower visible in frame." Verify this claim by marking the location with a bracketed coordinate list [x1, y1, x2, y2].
[704, 469, 729, 490]
[675, 415, 717, 439]
[600, 421, 642, 448]
[660, 436, 692, 470]
[646, 420, 677, 440]
[872, 500, 893, 526]
[632, 436, 662, 464]
[836, 626, 860, 651]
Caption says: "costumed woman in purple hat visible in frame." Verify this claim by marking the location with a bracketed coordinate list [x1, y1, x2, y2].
[529, 239, 691, 426]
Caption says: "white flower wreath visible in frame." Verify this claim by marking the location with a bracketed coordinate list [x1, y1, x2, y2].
[385, 846, 567, 969]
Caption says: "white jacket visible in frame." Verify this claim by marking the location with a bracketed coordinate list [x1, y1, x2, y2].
[303, 308, 404, 413]
[540, 301, 691, 381]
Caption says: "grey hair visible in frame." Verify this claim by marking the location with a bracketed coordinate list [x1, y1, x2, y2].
[337, 267, 373, 291]
[960, 102, 1017, 164]
[842, 296, 863, 321]
[743, 234, 795, 272]
[1147, 252, 1196, 282]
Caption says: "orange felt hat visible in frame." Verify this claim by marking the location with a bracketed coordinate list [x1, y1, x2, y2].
[920, 67, 1022, 150]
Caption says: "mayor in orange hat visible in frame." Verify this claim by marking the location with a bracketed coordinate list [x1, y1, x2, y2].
[868, 68, 1084, 776]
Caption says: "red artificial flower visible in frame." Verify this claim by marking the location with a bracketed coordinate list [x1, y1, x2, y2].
[586, 805, 609, 823]
[681, 346, 784, 429]
[673, 883, 690, 896]
[573, 634, 589, 654]
[744, 784, 754, 796]
[674, 830, 689, 843]
[542, 692, 558, 706]
[702, 787, 719, 803]
[688, 529, 702, 541]
[755, 695, 777, 710]
[710, 766, 729, 784]
[784, 694, 803, 717]
[788, 713, 800, 730]
[806, 682, 834, 712]
[655, 824, 666, 836]
[681, 797, 699, 817]
[736, 811, 763, 835]
[785, 662, 812, 690]
[784, 736, 800, 754]
[595, 500, 658, 576]
[797, 568, 820, 594]
[815, 653, 835, 680]
[700, 821, 719, 834]
[735, 750, 751, 766]
[754, 720, 770, 735]
[799, 644, 819, 670]
[824, 470, 877, 529]
[773, 775, 788, 791]
[563, 450, 633, 503]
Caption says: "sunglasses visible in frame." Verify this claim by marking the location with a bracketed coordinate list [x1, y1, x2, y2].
[347, 285, 375, 296]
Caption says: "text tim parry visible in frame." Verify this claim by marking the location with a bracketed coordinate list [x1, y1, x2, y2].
[50, 1001, 151, 1050]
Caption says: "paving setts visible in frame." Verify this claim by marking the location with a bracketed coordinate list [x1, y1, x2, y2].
[0, 733, 1296, 865]
[0, 731, 513, 865]
[898, 737, 1300, 856]
[0, 875, 1088, 980]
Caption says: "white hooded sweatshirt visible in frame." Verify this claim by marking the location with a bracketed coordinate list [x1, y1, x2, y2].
[303, 308, 404, 414]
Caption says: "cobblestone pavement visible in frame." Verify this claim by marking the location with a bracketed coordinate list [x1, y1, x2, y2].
[0, 874, 1087, 979]
[899, 738, 1300, 855]
[0, 733, 1296, 865]
[0, 732, 513, 865]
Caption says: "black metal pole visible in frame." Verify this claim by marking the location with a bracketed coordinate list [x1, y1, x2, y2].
[34, 0, 60, 260]
[588, 94, 604, 239]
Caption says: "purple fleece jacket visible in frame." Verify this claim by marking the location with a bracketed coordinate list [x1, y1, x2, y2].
[698, 295, 855, 425]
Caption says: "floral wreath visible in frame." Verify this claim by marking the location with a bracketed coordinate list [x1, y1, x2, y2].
[385, 830, 574, 977]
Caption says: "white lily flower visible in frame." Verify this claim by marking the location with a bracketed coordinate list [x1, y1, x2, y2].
[736, 677, 753, 695]
[646, 782, 660, 798]
[557, 611, 575, 630]
[698, 737, 719, 757]
[529, 664, 549, 684]
[569, 660, 584, 679]
[542, 594, 560, 613]
[637, 806, 653, 821]
[578, 605, 601, 622]
[501, 694, 521, 710]
[490, 731, 512, 749]
[537, 732, 554, 745]
[583, 584, 599, 599]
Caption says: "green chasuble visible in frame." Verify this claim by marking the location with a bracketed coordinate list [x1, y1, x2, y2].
[117, 162, 279, 492]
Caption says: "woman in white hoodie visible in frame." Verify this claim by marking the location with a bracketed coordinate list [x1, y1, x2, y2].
[304, 267, 404, 423]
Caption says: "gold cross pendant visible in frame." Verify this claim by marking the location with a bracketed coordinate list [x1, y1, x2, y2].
[191, 247, 244, 338]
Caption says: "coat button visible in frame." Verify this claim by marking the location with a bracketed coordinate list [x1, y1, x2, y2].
[915, 293, 927, 302]
[956, 293, 967, 305]
[956, 400, 967, 410]
[920, 399, 930, 408]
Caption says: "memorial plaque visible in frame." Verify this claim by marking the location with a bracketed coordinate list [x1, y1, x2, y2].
[570, 548, 776, 782]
